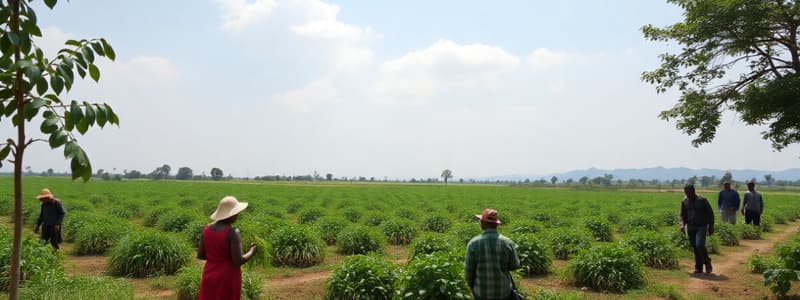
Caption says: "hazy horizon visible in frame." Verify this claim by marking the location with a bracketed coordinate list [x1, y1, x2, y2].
[2, 0, 798, 179]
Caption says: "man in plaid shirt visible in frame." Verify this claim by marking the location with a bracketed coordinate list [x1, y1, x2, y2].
[465, 208, 521, 300]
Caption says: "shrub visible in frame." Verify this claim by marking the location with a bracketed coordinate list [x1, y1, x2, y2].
[183, 220, 207, 249]
[548, 229, 591, 260]
[62, 211, 97, 243]
[396, 252, 471, 300]
[509, 221, 542, 235]
[75, 222, 128, 255]
[395, 208, 417, 220]
[176, 263, 262, 300]
[449, 222, 481, 246]
[764, 268, 800, 298]
[706, 234, 721, 254]
[621, 230, 679, 269]
[410, 233, 454, 260]
[777, 238, 800, 270]
[342, 208, 363, 223]
[0, 234, 63, 291]
[715, 223, 739, 246]
[236, 223, 272, 270]
[737, 224, 762, 240]
[270, 225, 325, 267]
[337, 226, 385, 255]
[107, 206, 132, 219]
[159, 212, 198, 232]
[382, 218, 418, 245]
[666, 229, 692, 252]
[20, 274, 134, 300]
[760, 216, 773, 232]
[364, 213, 388, 227]
[316, 217, 349, 245]
[325, 255, 398, 300]
[510, 234, 552, 276]
[422, 214, 452, 233]
[772, 213, 787, 224]
[748, 254, 781, 274]
[286, 202, 302, 214]
[620, 214, 658, 233]
[567, 245, 644, 292]
[298, 208, 326, 224]
[660, 211, 679, 226]
[143, 208, 171, 227]
[107, 230, 192, 277]
[584, 218, 613, 242]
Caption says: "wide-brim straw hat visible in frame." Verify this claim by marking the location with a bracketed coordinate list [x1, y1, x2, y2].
[475, 208, 502, 224]
[36, 188, 54, 200]
[210, 196, 248, 221]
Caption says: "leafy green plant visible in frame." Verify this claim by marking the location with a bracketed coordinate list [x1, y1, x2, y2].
[62, 211, 96, 243]
[548, 229, 591, 260]
[621, 230, 679, 269]
[382, 218, 418, 245]
[777, 238, 800, 270]
[20, 274, 134, 300]
[715, 223, 739, 246]
[107, 230, 192, 277]
[159, 212, 198, 232]
[286, 202, 302, 214]
[183, 220, 206, 249]
[364, 213, 388, 227]
[567, 245, 644, 292]
[396, 252, 471, 299]
[510, 234, 552, 275]
[143, 208, 170, 227]
[298, 207, 326, 224]
[660, 211, 679, 226]
[772, 213, 787, 224]
[175, 263, 262, 300]
[74, 221, 128, 255]
[737, 224, 762, 240]
[0, 233, 63, 291]
[584, 217, 613, 242]
[422, 213, 452, 233]
[706, 234, 721, 254]
[410, 233, 454, 260]
[764, 268, 800, 298]
[269, 225, 325, 267]
[448, 222, 481, 246]
[749, 254, 781, 274]
[325, 255, 398, 300]
[620, 214, 658, 233]
[342, 208, 363, 223]
[395, 208, 417, 221]
[337, 226, 385, 255]
[316, 217, 349, 245]
[760, 216, 773, 233]
[509, 220, 542, 235]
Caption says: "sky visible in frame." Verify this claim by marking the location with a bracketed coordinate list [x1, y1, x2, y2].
[3, 0, 799, 179]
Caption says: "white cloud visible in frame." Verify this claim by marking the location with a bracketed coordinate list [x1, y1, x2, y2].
[271, 78, 338, 112]
[373, 40, 520, 104]
[548, 80, 567, 95]
[102, 56, 180, 84]
[526, 48, 570, 69]
[34, 26, 73, 57]
[216, 0, 277, 32]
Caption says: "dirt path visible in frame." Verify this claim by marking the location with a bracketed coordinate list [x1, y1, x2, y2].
[683, 222, 800, 299]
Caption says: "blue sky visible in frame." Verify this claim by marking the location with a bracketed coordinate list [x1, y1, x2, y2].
[6, 0, 798, 179]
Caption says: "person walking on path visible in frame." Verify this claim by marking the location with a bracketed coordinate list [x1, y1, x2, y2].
[465, 208, 521, 300]
[718, 181, 740, 224]
[680, 184, 715, 274]
[33, 188, 65, 250]
[198, 196, 257, 300]
[742, 182, 764, 226]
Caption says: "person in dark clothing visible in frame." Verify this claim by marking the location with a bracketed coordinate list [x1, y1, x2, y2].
[741, 182, 764, 226]
[33, 188, 66, 250]
[680, 184, 715, 274]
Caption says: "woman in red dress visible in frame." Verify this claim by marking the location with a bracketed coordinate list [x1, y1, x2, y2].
[198, 196, 257, 300]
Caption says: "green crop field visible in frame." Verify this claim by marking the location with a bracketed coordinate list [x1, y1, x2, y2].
[2, 176, 800, 299]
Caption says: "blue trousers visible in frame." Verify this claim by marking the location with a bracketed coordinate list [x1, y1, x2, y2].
[687, 224, 710, 270]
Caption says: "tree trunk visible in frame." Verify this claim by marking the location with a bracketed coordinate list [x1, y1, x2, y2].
[9, 0, 24, 298]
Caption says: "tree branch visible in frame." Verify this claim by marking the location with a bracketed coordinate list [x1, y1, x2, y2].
[753, 46, 784, 78]
[23, 138, 46, 148]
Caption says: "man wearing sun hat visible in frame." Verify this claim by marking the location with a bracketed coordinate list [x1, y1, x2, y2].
[465, 208, 521, 300]
[33, 188, 66, 250]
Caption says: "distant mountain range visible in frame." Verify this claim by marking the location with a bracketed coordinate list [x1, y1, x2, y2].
[482, 167, 800, 182]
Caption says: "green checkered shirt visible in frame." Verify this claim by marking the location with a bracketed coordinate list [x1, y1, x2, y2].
[465, 228, 520, 300]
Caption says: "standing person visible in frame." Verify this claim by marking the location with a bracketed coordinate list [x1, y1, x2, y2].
[742, 182, 764, 226]
[465, 208, 521, 300]
[198, 196, 257, 300]
[33, 188, 65, 250]
[717, 181, 740, 224]
[680, 184, 715, 274]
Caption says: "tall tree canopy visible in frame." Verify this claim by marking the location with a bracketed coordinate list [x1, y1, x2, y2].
[643, 0, 800, 150]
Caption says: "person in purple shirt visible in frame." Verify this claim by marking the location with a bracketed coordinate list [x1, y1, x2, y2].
[717, 181, 740, 224]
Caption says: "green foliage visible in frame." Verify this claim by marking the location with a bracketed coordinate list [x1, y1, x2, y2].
[714, 223, 739, 246]
[706, 234, 721, 255]
[548, 229, 591, 260]
[395, 208, 417, 221]
[286, 202, 302, 214]
[316, 217, 349, 245]
[269, 225, 325, 267]
[410, 233, 454, 260]
[325, 255, 398, 300]
[107, 230, 192, 277]
[175, 263, 262, 300]
[381, 218, 418, 245]
[422, 213, 452, 233]
[620, 214, 658, 233]
[396, 252, 471, 300]
[666, 229, 692, 252]
[0, 232, 63, 291]
[764, 268, 800, 298]
[158, 211, 199, 232]
[621, 230, 679, 269]
[749, 254, 781, 274]
[760, 216, 773, 233]
[777, 238, 800, 270]
[772, 212, 787, 224]
[62, 210, 96, 242]
[448, 222, 481, 246]
[74, 221, 128, 255]
[660, 211, 679, 226]
[364, 212, 388, 226]
[298, 207, 326, 224]
[143, 207, 170, 227]
[737, 224, 762, 240]
[567, 245, 645, 292]
[342, 208, 363, 223]
[510, 234, 552, 276]
[584, 217, 613, 242]
[509, 220, 542, 235]
[183, 220, 206, 249]
[337, 226, 385, 255]
[20, 274, 134, 300]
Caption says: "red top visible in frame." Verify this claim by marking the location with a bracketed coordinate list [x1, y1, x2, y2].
[198, 225, 242, 300]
